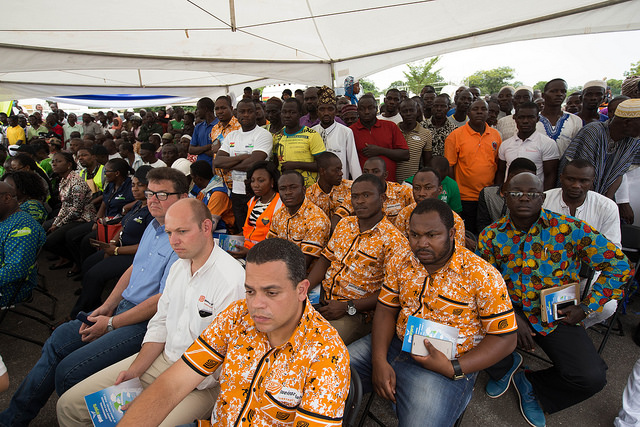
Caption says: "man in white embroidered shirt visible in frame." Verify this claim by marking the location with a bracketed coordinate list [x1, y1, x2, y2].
[56, 199, 245, 427]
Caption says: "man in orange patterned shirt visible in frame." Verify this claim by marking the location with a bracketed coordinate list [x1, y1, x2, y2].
[334, 156, 414, 227]
[305, 152, 352, 223]
[307, 174, 410, 345]
[268, 171, 330, 269]
[395, 167, 466, 248]
[120, 238, 350, 427]
[210, 96, 241, 189]
[349, 199, 516, 426]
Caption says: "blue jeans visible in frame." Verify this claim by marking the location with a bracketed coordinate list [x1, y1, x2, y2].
[348, 335, 477, 427]
[0, 300, 149, 427]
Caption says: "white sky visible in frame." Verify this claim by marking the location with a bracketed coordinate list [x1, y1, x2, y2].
[367, 30, 640, 93]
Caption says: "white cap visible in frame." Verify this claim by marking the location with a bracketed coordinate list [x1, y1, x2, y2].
[171, 158, 192, 176]
[583, 80, 607, 90]
[514, 85, 533, 94]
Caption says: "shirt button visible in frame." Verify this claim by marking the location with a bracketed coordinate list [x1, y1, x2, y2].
[141, 268, 144, 272]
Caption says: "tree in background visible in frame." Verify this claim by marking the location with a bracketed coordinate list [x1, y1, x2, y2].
[607, 79, 622, 96]
[624, 59, 640, 77]
[402, 57, 444, 95]
[386, 80, 407, 93]
[465, 66, 516, 95]
[533, 81, 547, 92]
[359, 78, 382, 97]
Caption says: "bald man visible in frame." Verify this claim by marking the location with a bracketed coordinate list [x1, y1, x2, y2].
[0, 181, 46, 307]
[57, 198, 245, 427]
[477, 172, 633, 427]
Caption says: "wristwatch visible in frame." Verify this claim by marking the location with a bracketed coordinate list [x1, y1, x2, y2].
[451, 359, 465, 380]
[107, 316, 115, 332]
[113, 246, 119, 256]
[579, 303, 594, 318]
[346, 300, 357, 316]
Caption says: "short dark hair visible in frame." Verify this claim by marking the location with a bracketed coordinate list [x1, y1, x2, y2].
[190, 160, 214, 180]
[315, 151, 341, 170]
[364, 156, 386, 173]
[543, 78, 567, 92]
[515, 101, 539, 114]
[134, 165, 153, 185]
[410, 198, 454, 230]
[140, 142, 155, 152]
[283, 97, 303, 114]
[563, 158, 595, 173]
[280, 170, 305, 187]
[508, 157, 537, 175]
[215, 96, 232, 107]
[353, 173, 384, 196]
[146, 167, 189, 194]
[237, 98, 256, 110]
[282, 89, 293, 97]
[358, 94, 378, 107]
[119, 141, 134, 153]
[414, 167, 441, 185]
[197, 97, 215, 112]
[106, 158, 133, 177]
[246, 161, 280, 196]
[246, 238, 307, 286]
[435, 94, 450, 106]
[1, 171, 47, 201]
[386, 88, 401, 96]
[92, 145, 108, 156]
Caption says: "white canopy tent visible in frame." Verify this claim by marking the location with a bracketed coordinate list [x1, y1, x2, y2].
[1, 0, 639, 103]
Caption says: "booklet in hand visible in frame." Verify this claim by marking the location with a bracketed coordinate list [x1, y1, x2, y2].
[540, 283, 579, 323]
[402, 315, 459, 360]
[84, 378, 143, 427]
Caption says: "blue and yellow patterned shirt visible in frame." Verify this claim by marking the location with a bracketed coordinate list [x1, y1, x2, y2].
[0, 210, 46, 307]
[477, 209, 633, 335]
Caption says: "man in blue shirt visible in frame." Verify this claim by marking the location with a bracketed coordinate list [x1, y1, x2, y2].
[0, 181, 46, 308]
[0, 168, 188, 426]
[188, 97, 219, 165]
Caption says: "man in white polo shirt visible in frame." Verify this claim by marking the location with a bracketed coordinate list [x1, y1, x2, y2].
[496, 101, 559, 190]
[214, 98, 273, 227]
[56, 199, 245, 427]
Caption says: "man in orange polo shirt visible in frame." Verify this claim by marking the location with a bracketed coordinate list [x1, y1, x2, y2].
[305, 152, 353, 222]
[445, 99, 502, 234]
[120, 238, 350, 427]
[349, 199, 516, 426]
[307, 174, 410, 345]
[268, 171, 330, 269]
[334, 157, 414, 227]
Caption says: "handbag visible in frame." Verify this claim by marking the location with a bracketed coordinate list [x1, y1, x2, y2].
[95, 216, 123, 243]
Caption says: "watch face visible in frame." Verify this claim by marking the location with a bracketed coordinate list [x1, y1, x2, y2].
[347, 304, 357, 316]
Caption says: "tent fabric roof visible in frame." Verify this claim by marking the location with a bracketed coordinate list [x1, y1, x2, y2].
[1, 0, 639, 101]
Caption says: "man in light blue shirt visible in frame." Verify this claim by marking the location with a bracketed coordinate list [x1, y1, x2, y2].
[188, 97, 219, 166]
[0, 167, 188, 426]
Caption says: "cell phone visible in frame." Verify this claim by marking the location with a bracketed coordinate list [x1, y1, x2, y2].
[410, 335, 454, 359]
[553, 300, 577, 320]
[89, 238, 110, 249]
[76, 311, 96, 326]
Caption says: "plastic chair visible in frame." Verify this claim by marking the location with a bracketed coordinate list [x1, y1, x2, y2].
[344, 366, 363, 427]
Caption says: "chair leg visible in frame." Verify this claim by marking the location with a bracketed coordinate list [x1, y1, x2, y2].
[358, 393, 387, 427]
[0, 329, 44, 346]
[598, 306, 622, 355]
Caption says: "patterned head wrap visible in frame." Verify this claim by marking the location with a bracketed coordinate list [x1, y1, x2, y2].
[341, 105, 358, 114]
[614, 99, 640, 118]
[317, 86, 336, 106]
[344, 76, 358, 105]
[622, 76, 640, 97]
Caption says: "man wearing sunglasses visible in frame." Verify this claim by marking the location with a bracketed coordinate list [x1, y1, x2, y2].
[476, 172, 633, 427]
[0, 168, 188, 426]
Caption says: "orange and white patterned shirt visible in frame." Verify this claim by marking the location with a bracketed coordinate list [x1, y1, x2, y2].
[305, 179, 352, 219]
[182, 300, 350, 427]
[267, 198, 330, 258]
[321, 216, 411, 301]
[335, 181, 414, 226]
[379, 246, 517, 356]
[211, 117, 242, 190]
[395, 202, 466, 249]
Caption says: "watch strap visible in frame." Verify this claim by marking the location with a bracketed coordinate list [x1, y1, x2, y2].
[107, 316, 114, 332]
[451, 359, 464, 380]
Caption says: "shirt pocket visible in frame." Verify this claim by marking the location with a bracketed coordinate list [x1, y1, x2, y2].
[430, 294, 472, 317]
[260, 390, 298, 426]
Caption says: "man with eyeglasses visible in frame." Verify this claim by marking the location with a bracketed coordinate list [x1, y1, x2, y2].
[0, 167, 188, 426]
[476, 172, 633, 427]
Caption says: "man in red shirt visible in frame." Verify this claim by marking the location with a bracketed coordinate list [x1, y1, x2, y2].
[350, 95, 409, 182]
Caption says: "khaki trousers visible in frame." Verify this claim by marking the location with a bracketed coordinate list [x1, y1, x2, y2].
[57, 352, 218, 427]
[329, 313, 372, 346]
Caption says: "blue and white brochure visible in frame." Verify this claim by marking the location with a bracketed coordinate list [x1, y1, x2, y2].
[84, 378, 143, 427]
[402, 315, 459, 358]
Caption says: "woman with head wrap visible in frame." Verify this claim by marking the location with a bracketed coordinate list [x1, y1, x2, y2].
[344, 76, 361, 105]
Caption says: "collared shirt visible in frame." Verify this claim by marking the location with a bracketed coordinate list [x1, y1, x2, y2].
[350, 119, 409, 182]
[444, 123, 502, 201]
[53, 171, 97, 228]
[6, 126, 26, 145]
[321, 216, 410, 301]
[334, 181, 414, 226]
[422, 118, 457, 157]
[121, 219, 179, 305]
[379, 246, 516, 356]
[127, 153, 145, 172]
[182, 300, 350, 426]
[395, 202, 466, 248]
[300, 113, 346, 128]
[191, 118, 219, 165]
[477, 209, 633, 335]
[102, 177, 135, 218]
[311, 121, 362, 180]
[498, 131, 559, 181]
[543, 188, 621, 247]
[440, 175, 463, 213]
[144, 244, 244, 389]
[560, 121, 640, 196]
[477, 185, 508, 233]
[267, 198, 330, 258]
[62, 123, 83, 142]
[210, 117, 241, 151]
[273, 126, 326, 187]
[82, 121, 103, 137]
[536, 112, 582, 156]
[397, 122, 433, 183]
[0, 211, 46, 306]
[305, 179, 352, 218]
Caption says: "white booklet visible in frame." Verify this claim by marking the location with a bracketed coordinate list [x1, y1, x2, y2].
[84, 378, 143, 427]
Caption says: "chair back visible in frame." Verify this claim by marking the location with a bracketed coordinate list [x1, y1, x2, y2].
[344, 366, 363, 427]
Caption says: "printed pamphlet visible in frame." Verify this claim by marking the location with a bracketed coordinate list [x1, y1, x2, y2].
[402, 315, 459, 360]
[84, 378, 143, 427]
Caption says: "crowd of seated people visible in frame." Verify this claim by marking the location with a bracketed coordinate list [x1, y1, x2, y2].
[0, 74, 638, 426]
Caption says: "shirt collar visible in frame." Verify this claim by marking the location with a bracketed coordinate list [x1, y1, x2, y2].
[463, 122, 491, 137]
[191, 244, 220, 278]
[499, 208, 551, 232]
[408, 244, 464, 276]
[355, 119, 380, 130]
[287, 299, 315, 350]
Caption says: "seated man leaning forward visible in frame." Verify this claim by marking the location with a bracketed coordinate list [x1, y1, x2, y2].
[477, 172, 633, 427]
[0, 167, 187, 426]
[119, 238, 350, 427]
[307, 174, 409, 345]
[349, 199, 517, 426]
[57, 198, 245, 426]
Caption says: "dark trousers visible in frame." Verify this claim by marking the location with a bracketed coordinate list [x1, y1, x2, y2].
[485, 322, 607, 414]
[65, 222, 96, 267]
[231, 192, 252, 232]
[44, 222, 84, 261]
[69, 250, 135, 317]
[460, 200, 479, 234]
